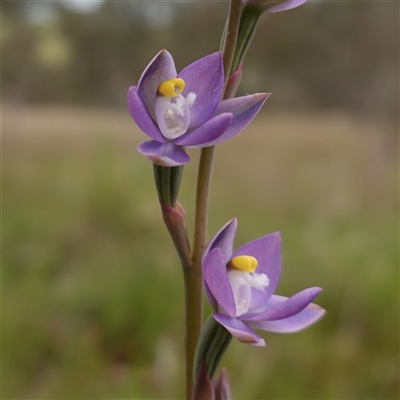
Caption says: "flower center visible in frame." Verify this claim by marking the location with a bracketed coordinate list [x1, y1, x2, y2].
[158, 78, 185, 97]
[227, 255, 269, 317]
[229, 255, 258, 272]
[155, 78, 196, 141]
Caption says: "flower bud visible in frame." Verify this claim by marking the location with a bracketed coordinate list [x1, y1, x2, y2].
[214, 368, 231, 400]
[192, 362, 215, 400]
[160, 201, 191, 268]
[224, 65, 243, 100]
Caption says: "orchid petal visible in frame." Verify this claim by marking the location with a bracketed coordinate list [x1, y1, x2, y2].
[203, 249, 236, 317]
[248, 303, 326, 333]
[244, 287, 323, 321]
[127, 86, 165, 142]
[268, 0, 307, 13]
[213, 314, 265, 346]
[232, 232, 281, 309]
[173, 113, 232, 147]
[205, 93, 270, 146]
[137, 141, 190, 166]
[137, 49, 177, 117]
[204, 218, 238, 263]
[178, 52, 224, 131]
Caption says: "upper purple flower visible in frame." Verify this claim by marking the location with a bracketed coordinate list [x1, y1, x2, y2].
[202, 218, 325, 346]
[244, 0, 307, 13]
[128, 50, 270, 166]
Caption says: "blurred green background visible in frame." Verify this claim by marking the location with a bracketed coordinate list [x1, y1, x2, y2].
[3, 1, 399, 399]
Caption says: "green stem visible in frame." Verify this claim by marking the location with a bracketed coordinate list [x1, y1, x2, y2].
[184, 1, 243, 398]
[222, 0, 242, 84]
[184, 145, 214, 399]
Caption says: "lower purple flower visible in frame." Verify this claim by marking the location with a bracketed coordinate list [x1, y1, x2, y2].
[202, 218, 325, 346]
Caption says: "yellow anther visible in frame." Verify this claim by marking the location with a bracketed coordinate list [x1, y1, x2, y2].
[158, 78, 186, 97]
[229, 256, 258, 273]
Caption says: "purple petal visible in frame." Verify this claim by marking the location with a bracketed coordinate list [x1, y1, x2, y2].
[127, 86, 165, 142]
[137, 49, 177, 117]
[137, 140, 190, 166]
[244, 287, 322, 321]
[203, 249, 236, 317]
[232, 232, 281, 309]
[268, 0, 307, 13]
[204, 218, 238, 262]
[173, 113, 232, 147]
[213, 314, 265, 346]
[178, 52, 224, 131]
[248, 303, 326, 333]
[205, 93, 270, 146]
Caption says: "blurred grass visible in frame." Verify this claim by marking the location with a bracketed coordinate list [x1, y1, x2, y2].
[3, 106, 399, 399]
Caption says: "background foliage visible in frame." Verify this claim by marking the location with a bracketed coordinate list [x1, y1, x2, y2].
[3, 1, 399, 399]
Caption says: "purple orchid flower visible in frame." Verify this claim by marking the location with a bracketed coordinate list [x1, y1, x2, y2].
[202, 218, 325, 346]
[244, 0, 307, 13]
[128, 50, 270, 166]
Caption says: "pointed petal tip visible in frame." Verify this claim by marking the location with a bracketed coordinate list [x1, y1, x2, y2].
[268, 231, 282, 242]
[228, 217, 238, 228]
[309, 303, 326, 315]
[257, 92, 272, 100]
[251, 338, 266, 347]
[311, 286, 323, 294]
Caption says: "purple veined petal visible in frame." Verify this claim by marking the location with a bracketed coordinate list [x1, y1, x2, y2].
[173, 113, 232, 147]
[213, 314, 265, 346]
[247, 303, 326, 333]
[127, 86, 166, 142]
[232, 232, 281, 310]
[204, 218, 238, 263]
[203, 248, 236, 317]
[204, 93, 270, 147]
[137, 140, 190, 166]
[244, 287, 323, 321]
[268, 0, 307, 13]
[178, 52, 224, 131]
[137, 49, 177, 117]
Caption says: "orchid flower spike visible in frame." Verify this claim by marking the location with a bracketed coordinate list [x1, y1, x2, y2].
[128, 50, 270, 166]
[202, 218, 325, 346]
